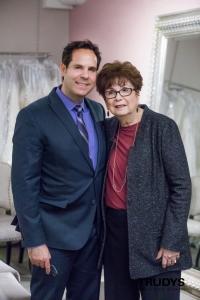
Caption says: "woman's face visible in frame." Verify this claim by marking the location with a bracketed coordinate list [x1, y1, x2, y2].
[104, 80, 139, 118]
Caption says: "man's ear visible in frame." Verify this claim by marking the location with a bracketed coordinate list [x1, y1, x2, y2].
[60, 63, 67, 76]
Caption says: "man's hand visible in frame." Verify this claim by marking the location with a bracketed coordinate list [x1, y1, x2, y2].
[28, 244, 51, 274]
[156, 247, 180, 268]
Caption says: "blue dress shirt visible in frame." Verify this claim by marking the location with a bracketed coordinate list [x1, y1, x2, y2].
[56, 87, 98, 169]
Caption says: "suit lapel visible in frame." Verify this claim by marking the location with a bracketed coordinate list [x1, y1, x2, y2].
[48, 89, 93, 169]
[105, 117, 119, 152]
[85, 99, 105, 173]
[94, 121, 105, 174]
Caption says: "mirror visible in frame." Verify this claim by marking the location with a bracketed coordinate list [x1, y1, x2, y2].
[149, 8, 200, 296]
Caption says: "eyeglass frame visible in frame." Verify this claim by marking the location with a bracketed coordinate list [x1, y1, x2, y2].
[104, 87, 135, 100]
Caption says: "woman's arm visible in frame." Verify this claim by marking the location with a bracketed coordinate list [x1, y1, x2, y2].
[160, 119, 191, 252]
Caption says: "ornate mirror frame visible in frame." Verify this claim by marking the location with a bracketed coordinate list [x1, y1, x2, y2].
[148, 8, 200, 297]
[149, 8, 200, 111]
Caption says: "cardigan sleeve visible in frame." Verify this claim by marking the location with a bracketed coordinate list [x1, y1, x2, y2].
[160, 119, 191, 252]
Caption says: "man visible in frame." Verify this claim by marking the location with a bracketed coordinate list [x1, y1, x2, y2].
[11, 40, 106, 300]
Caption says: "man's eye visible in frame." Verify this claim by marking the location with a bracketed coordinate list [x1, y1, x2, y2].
[89, 68, 97, 72]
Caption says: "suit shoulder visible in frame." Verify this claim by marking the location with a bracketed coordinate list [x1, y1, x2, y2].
[87, 98, 104, 109]
[105, 116, 117, 126]
[18, 95, 50, 119]
[85, 98, 105, 118]
[104, 117, 118, 136]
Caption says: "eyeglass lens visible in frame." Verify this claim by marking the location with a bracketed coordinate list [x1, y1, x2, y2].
[105, 87, 134, 99]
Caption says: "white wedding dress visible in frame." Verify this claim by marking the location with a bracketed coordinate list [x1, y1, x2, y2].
[162, 88, 200, 177]
[0, 56, 61, 164]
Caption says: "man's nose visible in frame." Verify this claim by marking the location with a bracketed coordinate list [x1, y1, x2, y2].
[81, 69, 89, 78]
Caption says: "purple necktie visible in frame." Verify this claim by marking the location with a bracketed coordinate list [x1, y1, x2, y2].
[74, 105, 89, 144]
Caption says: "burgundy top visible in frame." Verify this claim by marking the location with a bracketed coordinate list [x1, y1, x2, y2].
[105, 123, 139, 209]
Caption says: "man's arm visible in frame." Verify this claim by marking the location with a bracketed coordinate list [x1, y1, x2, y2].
[11, 108, 51, 273]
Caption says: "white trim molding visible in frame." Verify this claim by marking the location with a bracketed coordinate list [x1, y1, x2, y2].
[148, 8, 200, 295]
[43, 0, 87, 10]
[182, 268, 200, 298]
[148, 8, 200, 111]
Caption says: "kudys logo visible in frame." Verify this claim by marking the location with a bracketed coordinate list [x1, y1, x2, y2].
[144, 278, 184, 287]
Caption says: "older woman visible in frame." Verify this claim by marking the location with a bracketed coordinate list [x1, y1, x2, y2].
[96, 61, 192, 300]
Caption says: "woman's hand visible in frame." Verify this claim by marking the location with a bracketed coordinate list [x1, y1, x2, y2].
[156, 247, 180, 268]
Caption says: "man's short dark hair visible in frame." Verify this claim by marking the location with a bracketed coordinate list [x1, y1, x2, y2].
[62, 40, 101, 70]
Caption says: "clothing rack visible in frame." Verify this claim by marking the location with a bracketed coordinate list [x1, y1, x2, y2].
[0, 52, 50, 59]
[166, 80, 200, 93]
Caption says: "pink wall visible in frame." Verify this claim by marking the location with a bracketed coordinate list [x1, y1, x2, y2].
[0, 0, 69, 64]
[69, 0, 200, 103]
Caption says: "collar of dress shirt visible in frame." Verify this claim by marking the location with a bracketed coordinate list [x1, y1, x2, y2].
[56, 86, 86, 112]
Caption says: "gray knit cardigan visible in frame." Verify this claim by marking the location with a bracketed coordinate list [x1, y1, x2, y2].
[103, 104, 192, 279]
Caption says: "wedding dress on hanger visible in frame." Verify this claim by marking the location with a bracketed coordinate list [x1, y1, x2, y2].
[0, 61, 11, 158]
[43, 58, 61, 91]
[180, 90, 200, 177]
[20, 58, 60, 107]
[163, 88, 198, 177]
[1, 61, 20, 164]
[179, 94, 196, 177]
[162, 87, 186, 126]
[0, 55, 61, 164]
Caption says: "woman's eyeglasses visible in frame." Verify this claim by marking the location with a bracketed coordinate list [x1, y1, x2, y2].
[105, 87, 135, 99]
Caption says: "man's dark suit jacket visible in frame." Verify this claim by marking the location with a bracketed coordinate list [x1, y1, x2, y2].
[11, 88, 106, 250]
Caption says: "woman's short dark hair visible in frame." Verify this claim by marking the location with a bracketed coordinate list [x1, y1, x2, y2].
[62, 40, 101, 70]
[96, 61, 143, 97]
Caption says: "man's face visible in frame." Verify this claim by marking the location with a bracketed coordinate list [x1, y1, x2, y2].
[60, 48, 98, 102]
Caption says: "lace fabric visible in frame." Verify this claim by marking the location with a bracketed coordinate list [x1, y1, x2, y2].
[0, 56, 61, 164]
[162, 87, 200, 177]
